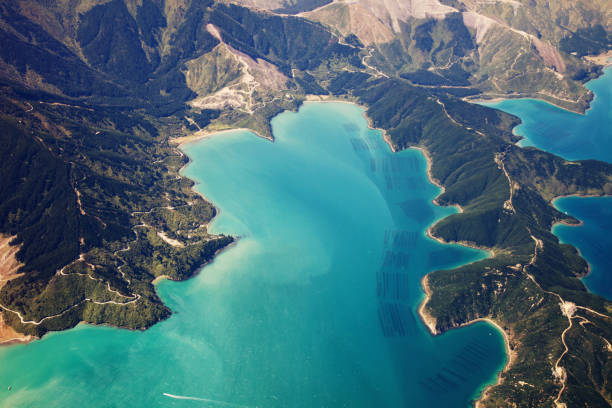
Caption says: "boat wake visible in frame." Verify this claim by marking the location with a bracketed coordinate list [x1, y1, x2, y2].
[162, 393, 252, 407]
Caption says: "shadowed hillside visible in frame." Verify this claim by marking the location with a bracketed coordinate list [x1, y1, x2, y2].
[0, 0, 610, 406]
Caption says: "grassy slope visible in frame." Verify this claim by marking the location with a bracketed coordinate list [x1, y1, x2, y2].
[306, 1, 610, 113]
[0, 0, 362, 335]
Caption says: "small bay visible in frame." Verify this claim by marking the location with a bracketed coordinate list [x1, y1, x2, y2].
[0, 102, 506, 407]
[486, 66, 612, 299]
[553, 197, 612, 299]
[485, 66, 612, 163]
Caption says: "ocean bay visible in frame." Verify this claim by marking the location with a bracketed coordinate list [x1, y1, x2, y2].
[0, 102, 505, 407]
[485, 66, 612, 162]
[487, 66, 612, 300]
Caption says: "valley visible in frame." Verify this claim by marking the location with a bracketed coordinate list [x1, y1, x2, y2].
[0, 0, 610, 406]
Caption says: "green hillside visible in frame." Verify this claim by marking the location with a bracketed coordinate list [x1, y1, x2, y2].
[0, 0, 610, 406]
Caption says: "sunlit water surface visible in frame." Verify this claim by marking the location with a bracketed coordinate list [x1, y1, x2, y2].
[0, 102, 507, 407]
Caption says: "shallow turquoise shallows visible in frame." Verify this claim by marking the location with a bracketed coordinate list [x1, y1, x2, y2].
[0, 102, 507, 407]
[487, 66, 612, 299]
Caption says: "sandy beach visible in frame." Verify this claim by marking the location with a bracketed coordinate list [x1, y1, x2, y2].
[585, 50, 612, 67]
[465, 93, 587, 115]
[152, 275, 172, 285]
[0, 314, 33, 346]
[171, 126, 269, 147]
[418, 275, 437, 334]
[0, 235, 33, 345]
[410, 145, 465, 212]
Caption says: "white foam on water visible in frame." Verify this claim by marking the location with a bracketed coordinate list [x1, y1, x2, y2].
[162, 393, 251, 407]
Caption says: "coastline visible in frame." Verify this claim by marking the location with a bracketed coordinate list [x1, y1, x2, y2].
[551, 192, 608, 206]
[410, 144, 499, 258]
[152, 238, 239, 288]
[412, 143, 510, 405]
[362, 107, 396, 153]
[0, 235, 32, 346]
[152, 275, 172, 285]
[179, 101, 514, 405]
[173, 135, 244, 278]
[549, 195, 612, 284]
[302, 96, 398, 153]
[466, 93, 587, 115]
[176, 135, 229, 235]
[584, 50, 612, 67]
[0, 124, 246, 348]
[418, 274, 516, 408]
[470, 62, 611, 119]
[0, 314, 34, 347]
[425, 227, 496, 258]
[470, 318, 515, 408]
[171, 126, 270, 148]
[410, 145, 464, 213]
[418, 275, 437, 334]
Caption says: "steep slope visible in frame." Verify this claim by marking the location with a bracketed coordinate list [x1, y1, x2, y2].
[302, 2, 395, 45]
[301, 0, 610, 112]
[0, 0, 363, 337]
[220, 0, 332, 14]
[302, 0, 456, 44]
[0, 1, 610, 406]
[449, 0, 611, 45]
[353, 79, 612, 407]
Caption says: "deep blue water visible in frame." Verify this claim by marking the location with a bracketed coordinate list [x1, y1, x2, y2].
[486, 66, 612, 163]
[487, 66, 612, 299]
[553, 197, 612, 299]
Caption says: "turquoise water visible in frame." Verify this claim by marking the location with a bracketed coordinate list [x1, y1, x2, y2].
[487, 67, 612, 299]
[0, 102, 506, 407]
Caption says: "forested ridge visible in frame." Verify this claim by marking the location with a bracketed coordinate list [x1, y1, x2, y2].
[0, 0, 610, 406]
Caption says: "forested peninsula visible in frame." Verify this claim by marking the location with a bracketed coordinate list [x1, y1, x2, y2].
[0, 0, 611, 406]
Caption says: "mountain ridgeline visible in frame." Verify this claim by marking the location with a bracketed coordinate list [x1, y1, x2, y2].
[0, 0, 610, 407]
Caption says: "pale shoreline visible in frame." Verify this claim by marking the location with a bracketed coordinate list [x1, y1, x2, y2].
[173, 140, 243, 278]
[584, 50, 612, 67]
[417, 277, 516, 407]
[1, 99, 510, 408]
[0, 127, 245, 347]
[302, 95, 399, 153]
[410, 141, 510, 404]
[468, 318, 515, 408]
[467, 93, 586, 115]
[549, 194, 612, 282]
[152, 274, 172, 285]
[468, 60, 611, 117]
[410, 146, 465, 213]
[171, 126, 270, 148]
[186, 101, 510, 406]
[0, 314, 34, 347]
[350, 100, 511, 404]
